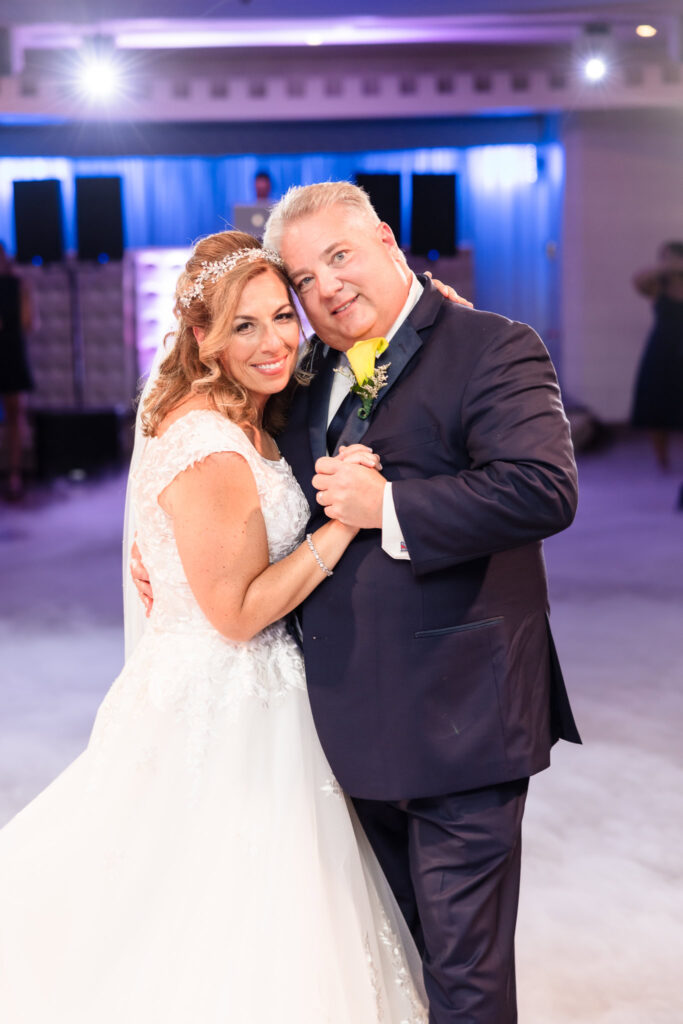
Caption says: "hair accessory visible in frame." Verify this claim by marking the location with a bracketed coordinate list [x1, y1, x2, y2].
[179, 247, 285, 308]
[306, 533, 334, 577]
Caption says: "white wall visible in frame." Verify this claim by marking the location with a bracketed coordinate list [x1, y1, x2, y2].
[561, 109, 683, 422]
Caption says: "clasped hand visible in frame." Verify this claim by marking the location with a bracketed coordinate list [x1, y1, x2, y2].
[313, 444, 386, 529]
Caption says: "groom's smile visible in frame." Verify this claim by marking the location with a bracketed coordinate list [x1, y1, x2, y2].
[331, 294, 360, 316]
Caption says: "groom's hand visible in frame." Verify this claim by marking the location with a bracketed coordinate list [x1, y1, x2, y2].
[130, 541, 154, 617]
[312, 457, 386, 529]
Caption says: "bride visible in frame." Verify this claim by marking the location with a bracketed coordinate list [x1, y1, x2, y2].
[0, 231, 427, 1022]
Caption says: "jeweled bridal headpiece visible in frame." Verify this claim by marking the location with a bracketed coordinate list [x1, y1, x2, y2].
[179, 247, 286, 308]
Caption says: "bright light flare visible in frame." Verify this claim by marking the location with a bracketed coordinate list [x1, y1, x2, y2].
[583, 56, 608, 82]
[78, 56, 121, 101]
[636, 25, 657, 39]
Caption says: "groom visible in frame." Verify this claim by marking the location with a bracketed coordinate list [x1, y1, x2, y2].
[264, 182, 580, 1023]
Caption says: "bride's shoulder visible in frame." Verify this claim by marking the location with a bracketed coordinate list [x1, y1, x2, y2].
[139, 406, 255, 495]
[155, 399, 221, 440]
[154, 403, 247, 447]
[150, 404, 254, 470]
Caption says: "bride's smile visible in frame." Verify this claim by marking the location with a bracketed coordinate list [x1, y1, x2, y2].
[221, 270, 301, 404]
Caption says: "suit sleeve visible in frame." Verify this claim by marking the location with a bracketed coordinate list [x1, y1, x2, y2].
[391, 319, 578, 576]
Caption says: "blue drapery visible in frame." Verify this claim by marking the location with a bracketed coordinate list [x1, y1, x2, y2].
[0, 143, 564, 367]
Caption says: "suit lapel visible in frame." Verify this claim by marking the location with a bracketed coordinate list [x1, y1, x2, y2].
[334, 317, 425, 449]
[306, 339, 337, 462]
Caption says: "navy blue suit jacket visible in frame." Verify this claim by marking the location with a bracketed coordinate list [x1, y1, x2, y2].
[279, 279, 581, 801]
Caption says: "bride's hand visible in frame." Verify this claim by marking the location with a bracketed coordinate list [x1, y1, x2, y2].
[424, 271, 473, 308]
[335, 444, 383, 472]
[130, 541, 154, 617]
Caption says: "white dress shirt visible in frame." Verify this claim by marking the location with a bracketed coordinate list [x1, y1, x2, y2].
[325, 273, 423, 560]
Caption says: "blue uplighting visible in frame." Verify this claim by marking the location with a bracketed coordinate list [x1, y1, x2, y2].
[427, 249, 440, 261]
[31, 255, 44, 267]
[0, 114, 69, 126]
[97, 252, 110, 264]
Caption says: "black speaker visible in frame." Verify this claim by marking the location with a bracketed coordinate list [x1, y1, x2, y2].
[75, 176, 124, 261]
[13, 179, 65, 265]
[354, 173, 402, 242]
[410, 174, 457, 258]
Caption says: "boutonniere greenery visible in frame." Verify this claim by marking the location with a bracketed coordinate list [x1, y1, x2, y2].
[336, 337, 391, 420]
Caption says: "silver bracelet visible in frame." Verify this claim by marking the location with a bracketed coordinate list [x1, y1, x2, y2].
[306, 533, 333, 577]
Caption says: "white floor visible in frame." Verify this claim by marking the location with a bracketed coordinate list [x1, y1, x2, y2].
[1, 436, 682, 1022]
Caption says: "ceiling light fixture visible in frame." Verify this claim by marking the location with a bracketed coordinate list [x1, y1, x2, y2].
[583, 56, 608, 82]
[78, 55, 120, 100]
[72, 35, 122, 103]
[576, 23, 613, 84]
[636, 25, 657, 39]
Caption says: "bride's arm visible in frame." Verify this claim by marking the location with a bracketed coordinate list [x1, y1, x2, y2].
[160, 451, 355, 643]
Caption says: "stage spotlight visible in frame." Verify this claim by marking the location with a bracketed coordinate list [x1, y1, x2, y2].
[636, 25, 657, 39]
[583, 56, 608, 82]
[70, 35, 124, 103]
[575, 22, 614, 85]
[78, 54, 120, 100]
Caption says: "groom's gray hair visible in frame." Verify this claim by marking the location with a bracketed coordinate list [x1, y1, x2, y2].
[263, 181, 381, 253]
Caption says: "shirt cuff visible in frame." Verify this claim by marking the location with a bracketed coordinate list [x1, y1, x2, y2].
[381, 482, 411, 560]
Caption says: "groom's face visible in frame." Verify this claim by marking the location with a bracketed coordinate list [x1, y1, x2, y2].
[279, 205, 410, 352]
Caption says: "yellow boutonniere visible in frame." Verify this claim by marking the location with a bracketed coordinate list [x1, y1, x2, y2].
[346, 337, 389, 385]
[338, 337, 391, 419]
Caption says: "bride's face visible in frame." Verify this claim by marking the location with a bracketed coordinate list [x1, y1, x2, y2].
[220, 269, 300, 405]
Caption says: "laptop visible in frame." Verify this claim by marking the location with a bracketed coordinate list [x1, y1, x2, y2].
[232, 204, 271, 239]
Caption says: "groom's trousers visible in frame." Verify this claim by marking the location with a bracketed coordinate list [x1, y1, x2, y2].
[353, 777, 528, 1024]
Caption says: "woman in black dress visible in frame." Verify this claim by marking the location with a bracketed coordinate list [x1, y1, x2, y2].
[631, 241, 683, 470]
[0, 243, 34, 500]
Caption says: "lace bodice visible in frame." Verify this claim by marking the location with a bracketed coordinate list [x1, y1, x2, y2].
[132, 409, 310, 641]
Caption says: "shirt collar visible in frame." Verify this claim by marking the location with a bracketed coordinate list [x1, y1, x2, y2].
[385, 272, 424, 343]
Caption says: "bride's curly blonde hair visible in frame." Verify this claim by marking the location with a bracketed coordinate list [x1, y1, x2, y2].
[140, 231, 306, 437]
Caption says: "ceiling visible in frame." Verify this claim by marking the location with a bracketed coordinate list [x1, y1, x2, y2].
[2, 1, 682, 23]
[4, 1, 681, 42]
[3, 1, 678, 73]
[2, 0, 679, 124]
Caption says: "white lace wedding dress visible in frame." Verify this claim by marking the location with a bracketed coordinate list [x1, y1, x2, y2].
[0, 409, 427, 1024]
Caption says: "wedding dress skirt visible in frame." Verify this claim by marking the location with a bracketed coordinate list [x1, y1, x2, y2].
[0, 411, 427, 1023]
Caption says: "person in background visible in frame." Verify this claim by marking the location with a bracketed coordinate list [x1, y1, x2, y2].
[254, 169, 273, 203]
[0, 242, 35, 502]
[631, 241, 683, 471]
